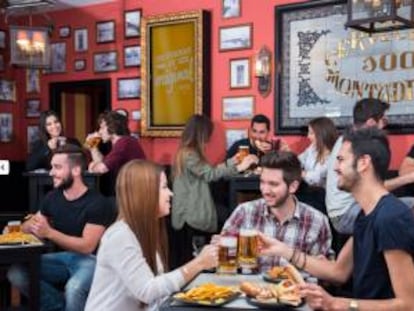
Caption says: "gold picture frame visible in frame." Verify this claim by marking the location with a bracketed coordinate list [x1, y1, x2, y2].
[141, 10, 211, 137]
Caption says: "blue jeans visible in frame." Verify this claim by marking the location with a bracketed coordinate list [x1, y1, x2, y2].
[7, 252, 96, 311]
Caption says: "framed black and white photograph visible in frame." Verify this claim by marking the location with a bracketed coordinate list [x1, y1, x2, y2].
[219, 24, 252, 52]
[94, 51, 117, 72]
[222, 0, 241, 18]
[131, 110, 141, 120]
[222, 96, 254, 120]
[125, 10, 142, 38]
[124, 45, 141, 67]
[59, 26, 70, 38]
[26, 68, 40, 93]
[0, 113, 12, 143]
[74, 28, 88, 52]
[74, 59, 86, 71]
[27, 125, 39, 151]
[26, 99, 41, 118]
[230, 58, 250, 89]
[0, 55, 4, 71]
[0, 30, 5, 49]
[96, 20, 115, 43]
[118, 77, 141, 99]
[0, 79, 16, 102]
[225, 128, 247, 149]
[50, 42, 66, 73]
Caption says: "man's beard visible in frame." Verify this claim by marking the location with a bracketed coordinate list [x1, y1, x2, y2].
[57, 174, 74, 190]
[267, 190, 290, 209]
[337, 171, 360, 193]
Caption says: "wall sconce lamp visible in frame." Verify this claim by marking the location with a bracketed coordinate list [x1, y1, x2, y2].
[255, 45, 271, 97]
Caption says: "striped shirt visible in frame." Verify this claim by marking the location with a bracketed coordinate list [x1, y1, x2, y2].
[221, 197, 333, 271]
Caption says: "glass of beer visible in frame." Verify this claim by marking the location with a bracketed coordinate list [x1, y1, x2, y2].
[7, 220, 21, 233]
[237, 226, 258, 274]
[237, 145, 249, 162]
[85, 136, 101, 149]
[217, 236, 238, 274]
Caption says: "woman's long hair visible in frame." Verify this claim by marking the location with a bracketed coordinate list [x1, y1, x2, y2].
[39, 110, 61, 143]
[116, 160, 169, 274]
[173, 114, 213, 177]
[309, 117, 338, 164]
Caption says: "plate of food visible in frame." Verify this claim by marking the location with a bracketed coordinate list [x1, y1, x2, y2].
[0, 232, 42, 246]
[173, 282, 240, 306]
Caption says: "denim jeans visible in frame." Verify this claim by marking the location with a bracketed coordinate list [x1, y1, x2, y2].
[7, 252, 96, 311]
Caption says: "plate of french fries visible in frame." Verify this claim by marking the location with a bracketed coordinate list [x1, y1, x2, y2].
[173, 282, 240, 306]
[0, 232, 42, 246]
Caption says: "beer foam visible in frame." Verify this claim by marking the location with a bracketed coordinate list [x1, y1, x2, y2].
[220, 236, 237, 247]
[239, 228, 257, 237]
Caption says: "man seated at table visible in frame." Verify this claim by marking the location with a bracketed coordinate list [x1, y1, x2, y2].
[226, 114, 273, 159]
[86, 111, 145, 195]
[259, 128, 414, 310]
[216, 151, 333, 271]
[8, 144, 114, 311]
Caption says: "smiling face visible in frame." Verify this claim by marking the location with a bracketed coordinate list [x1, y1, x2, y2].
[260, 167, 294, 208]
[335, 141, 360, 192]
[158, 172, 173, 217]
[49, 153, 74, 190]
[250, 122, 269, 142]
[45, 115, 62, 139]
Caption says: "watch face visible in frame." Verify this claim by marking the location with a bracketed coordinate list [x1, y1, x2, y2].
[349, 300, 359, 311]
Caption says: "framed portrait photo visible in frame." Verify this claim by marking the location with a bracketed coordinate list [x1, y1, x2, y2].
[26, 99, 41, 118]
[50, 42, 66, 73]
[225, 128, 248, 150]
[0, 30, 5, 49]
[74, 28, 88, 52]
[96, 20, 115, 43]
[59, 26, 70, 38]
[0, 79, 16, 102]
[222, 96, 254, 120]
[27, 125, 39, 151]
[94, 51, 117, 72]
[219, 24, 252, 52]
[0, 113, 13, 143]
[230, 58, 250, 89]
[118, 77, 141, 99]
[124, 45, 141, 67]
[222, 0, 241, 18]
[26, 68, 40, 93]
[74, 59, 86, 71]
[125, 10, 142, 38]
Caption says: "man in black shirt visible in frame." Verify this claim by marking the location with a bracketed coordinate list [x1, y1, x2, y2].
[8, 144, 114, 311]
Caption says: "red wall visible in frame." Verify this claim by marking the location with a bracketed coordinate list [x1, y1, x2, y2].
[0, 0, 413, 169]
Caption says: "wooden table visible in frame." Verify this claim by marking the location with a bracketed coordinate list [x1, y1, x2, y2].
[0, 243, 46, 311]
[160, 273, 312, 311]
[23, 170, 102, 212]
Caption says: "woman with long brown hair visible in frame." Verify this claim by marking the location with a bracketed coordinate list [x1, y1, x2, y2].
[298, 116, 338, 187]
[172, 114, 258, 266]
[85, 160, 218, 311]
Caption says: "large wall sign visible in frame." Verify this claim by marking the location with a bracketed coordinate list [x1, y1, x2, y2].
[141, 10, 211, 137]
[275, 0, 414, 134]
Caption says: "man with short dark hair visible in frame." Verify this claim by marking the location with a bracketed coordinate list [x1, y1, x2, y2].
[259, 128, 414, 309]
[219, 151, 332, 271]
[226, 114, 272, 158]
[87, 111, 145, 194]
[8, 144, 114, 311]
[326, 98, 414, 234]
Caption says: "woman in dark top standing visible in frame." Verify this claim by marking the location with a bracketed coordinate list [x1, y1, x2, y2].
[26, 110, 81, 170]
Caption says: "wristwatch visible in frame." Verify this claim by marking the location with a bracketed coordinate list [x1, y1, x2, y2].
[349, 299, 359, 311]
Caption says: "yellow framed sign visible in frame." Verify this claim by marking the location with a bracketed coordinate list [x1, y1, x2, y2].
[141, 10, 211, 137]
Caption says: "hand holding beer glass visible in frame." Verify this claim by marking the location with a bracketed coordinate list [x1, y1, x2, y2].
[84, 133, 102, 149]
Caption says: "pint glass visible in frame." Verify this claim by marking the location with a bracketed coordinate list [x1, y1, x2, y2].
[85, 136, 101, 149]
[237, 228, 258, 274]
[237, 146, 249, 162]
[217, 236, 238, 274]
[7, 221, 21, 233]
